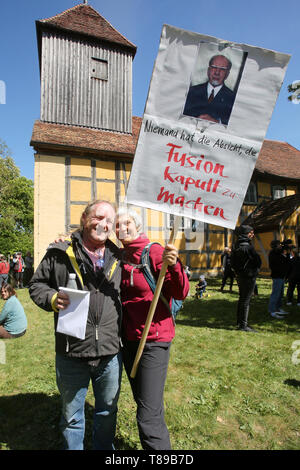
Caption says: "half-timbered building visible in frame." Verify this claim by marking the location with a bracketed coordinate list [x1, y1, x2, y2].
[31, 3, 300, 277]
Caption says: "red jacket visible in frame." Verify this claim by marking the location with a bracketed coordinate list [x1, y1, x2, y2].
[121, 235, 189, 342]
[0, 261, 10, 274]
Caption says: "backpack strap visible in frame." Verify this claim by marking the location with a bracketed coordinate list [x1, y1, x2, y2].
[140, 243, 172, 315]
[121, 250, 144, 287]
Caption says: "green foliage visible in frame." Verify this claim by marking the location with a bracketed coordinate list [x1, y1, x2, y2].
[288, 81, 300, 103]
[0, 140, 33, 255]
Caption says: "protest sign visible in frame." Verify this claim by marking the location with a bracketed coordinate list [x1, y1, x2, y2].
[126, 25, 290, 229]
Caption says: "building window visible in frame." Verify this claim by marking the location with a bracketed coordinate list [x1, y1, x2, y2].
[244, 182, 257, 204]
[91, 57, 108, 80]
[272, 185, 286, 200]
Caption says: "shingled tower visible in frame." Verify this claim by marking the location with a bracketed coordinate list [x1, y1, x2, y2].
[31, 3, 140, 265]
[36, 2, 136, 132]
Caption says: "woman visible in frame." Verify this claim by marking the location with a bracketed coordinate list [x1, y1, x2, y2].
[0, 283, 27, 338]
[115, 207, 189, 450]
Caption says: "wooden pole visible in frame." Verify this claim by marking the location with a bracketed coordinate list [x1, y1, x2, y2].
[130, 215, 180, 378]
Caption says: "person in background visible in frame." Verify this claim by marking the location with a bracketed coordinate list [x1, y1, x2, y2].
[220, 247, 234, 292]
[230, 225, 261, 332]
[115, 207, 189, 450]
[195, 274, 207, 299]
[0, 255, 10, 288]
[0, 283, 27, 339]
[24, 251, 34, 287]
[13, 252, 24, 289]
[8, 255, 14, 284]
[184, 265, 191, 280]
[268, 240, 290, 319]
[286, 247, 300, 306]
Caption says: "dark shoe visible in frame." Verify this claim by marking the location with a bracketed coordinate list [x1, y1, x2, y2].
[238, 326, 257, 333]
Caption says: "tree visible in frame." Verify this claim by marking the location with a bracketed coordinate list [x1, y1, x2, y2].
[288, 80, 300, 104]
[0, 140, 34, 256]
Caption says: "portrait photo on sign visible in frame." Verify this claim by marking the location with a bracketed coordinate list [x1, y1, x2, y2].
[182, 41, 247, 126]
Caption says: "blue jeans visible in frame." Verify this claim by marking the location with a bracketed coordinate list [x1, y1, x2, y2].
[268, 278, 285, 313]
[55, 353, 122, 450]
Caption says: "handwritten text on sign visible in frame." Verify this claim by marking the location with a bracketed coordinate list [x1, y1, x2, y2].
[128, 117, 260, 228]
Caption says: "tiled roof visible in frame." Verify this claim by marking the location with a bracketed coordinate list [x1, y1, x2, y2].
[36, 3, 136, 54]
[31, 119, 300, 182]
[30, 117, 142, 158]
[256, 139, 300, 180]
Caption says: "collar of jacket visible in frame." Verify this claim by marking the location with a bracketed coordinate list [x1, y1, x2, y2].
[47, 231, 121, 287]
[236, 234, 252, 246]
[71, 231, 121, 285]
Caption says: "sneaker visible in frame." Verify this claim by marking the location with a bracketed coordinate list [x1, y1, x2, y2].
[286, 302, 292, 306]
[278, 309, 289, 315]
[271, 312, 284, 319]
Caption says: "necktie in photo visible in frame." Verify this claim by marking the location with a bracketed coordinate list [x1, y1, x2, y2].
[208, 89, 214, 103]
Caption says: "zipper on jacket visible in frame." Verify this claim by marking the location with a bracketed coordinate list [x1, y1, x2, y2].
[66, 336, 69, 353]
[96, 326, 99, 341]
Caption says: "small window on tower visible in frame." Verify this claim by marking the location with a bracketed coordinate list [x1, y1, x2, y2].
[91, 57, 108, 80]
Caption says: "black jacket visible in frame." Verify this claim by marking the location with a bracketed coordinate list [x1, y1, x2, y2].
[268, 248, 290, 279]
[231, 235, 261, 278]
[183, 82, 236, 125]
[29, 231, 122, 358]
[287, 255, 300, 282]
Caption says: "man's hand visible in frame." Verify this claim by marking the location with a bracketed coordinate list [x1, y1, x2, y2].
[56, 291, 70, 310]
[163, 244, 178, 267]
[198, 114, 218, 123]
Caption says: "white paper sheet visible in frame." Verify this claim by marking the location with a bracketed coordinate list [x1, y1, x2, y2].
[56, 287, 90, 340]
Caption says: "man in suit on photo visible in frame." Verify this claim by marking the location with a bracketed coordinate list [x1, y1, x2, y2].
[183, 54, 236, 125]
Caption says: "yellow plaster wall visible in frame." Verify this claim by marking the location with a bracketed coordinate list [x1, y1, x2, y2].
[70, 204, 87, 226]
[96, 160, 115, 180]
[70, 158, 91, 177]
[70, 180, 92, 201]
[286, 186, 297, 196]
[257, 182, 271, 198]
[96, 182, 115, 202]
[34, 154, 66, 267]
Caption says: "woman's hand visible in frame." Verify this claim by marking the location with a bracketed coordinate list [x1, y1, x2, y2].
[163, 244, 178, 266]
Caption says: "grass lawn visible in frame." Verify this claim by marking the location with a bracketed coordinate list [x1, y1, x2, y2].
[0, 277, 299, 450]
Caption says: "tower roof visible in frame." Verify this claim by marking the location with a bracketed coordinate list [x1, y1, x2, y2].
[36, 3, 136, 55]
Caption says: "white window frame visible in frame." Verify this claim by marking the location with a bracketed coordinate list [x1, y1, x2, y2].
[91, 57, 108, 81]
[167, 213, 191, 230]
[272, 185, 286, 200]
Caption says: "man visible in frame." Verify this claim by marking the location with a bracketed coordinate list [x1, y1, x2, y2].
[24, 251, 34, 287]
[268, 240, 290, 319]
[29, 200, 122, 450]
[183, 54, 236, 125]
[230, 225, 261, 332]
[220, 247, 235, 292]
[13, 252, 24, 289]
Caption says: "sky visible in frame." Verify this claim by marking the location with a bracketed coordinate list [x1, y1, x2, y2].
[0, 0, 299, 180]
